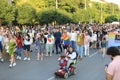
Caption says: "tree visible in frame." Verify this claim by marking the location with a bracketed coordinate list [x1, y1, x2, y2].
[37, 9, 72, 25]
[0, 0, 15, 25]
[17, 4, 36, 25]
[105, 15, 118, 23]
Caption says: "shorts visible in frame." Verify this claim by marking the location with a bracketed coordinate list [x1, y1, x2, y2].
[23, 45, 30, 51]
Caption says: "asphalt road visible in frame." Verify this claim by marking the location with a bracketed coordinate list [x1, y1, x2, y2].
[0, 47, 111, 80]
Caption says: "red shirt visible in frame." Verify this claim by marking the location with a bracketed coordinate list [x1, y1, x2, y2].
[16, 36, 22, 48]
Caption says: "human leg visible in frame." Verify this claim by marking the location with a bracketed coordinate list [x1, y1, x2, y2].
[46, 44, 49, 56]
[49, 44, 53, 56]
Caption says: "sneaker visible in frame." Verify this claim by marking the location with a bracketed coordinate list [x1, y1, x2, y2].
[41, 56, 43, 61]
[46, 54, 48, 56]
[24, 57, 27, 60]
[19, 57, 22, 60]
[13, 63, 16, 66]
[1, 59, 4, 62]
[28, 58, 31, 61]
[9, 64, 12, 68]
[50, 54, 52, 56]
[16, 56, 19, 60]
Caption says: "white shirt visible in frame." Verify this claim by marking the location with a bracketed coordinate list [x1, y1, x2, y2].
[69, 32, 77, 41]
[92, 33, 97, 41]
[44, 34, 54, 44]
[67, 52, 77, 60]
[24, 36, 31, 45]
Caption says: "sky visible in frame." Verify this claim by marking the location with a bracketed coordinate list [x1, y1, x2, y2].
[106, 0, 120, 7]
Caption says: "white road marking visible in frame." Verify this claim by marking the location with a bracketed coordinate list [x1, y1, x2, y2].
[48, 76, 54, 80]
[89, 50, 100, 58]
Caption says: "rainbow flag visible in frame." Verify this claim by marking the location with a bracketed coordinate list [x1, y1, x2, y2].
[62, 35, 69, 45]
[108, 32, 120, 47]
[48, 35, 53, 42]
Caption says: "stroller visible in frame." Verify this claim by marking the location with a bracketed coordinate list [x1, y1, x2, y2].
[54, 56, 77, 79]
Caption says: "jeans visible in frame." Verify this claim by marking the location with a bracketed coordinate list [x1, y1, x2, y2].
[55, 43, 62, 54]
[77, 45, 83, 58]
[70, 41, 76, 49]
[16, 46, 23, 57]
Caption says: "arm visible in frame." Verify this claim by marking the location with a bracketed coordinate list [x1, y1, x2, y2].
[68, 52, 76, 60]
[106, 73, 113, 80]
[105, 63, 114, 80]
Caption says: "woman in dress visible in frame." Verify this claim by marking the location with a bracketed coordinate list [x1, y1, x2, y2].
[36, 33, 44, 60]
[8, 34, 16, 68]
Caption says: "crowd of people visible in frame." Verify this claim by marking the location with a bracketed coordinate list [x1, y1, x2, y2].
[0, 23, 120, 68]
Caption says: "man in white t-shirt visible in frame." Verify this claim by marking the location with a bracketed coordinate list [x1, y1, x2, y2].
[69, 29, 77, 49]
[92, 31, 97, 48]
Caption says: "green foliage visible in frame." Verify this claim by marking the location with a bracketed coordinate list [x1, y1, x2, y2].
[0, 0, 15, 25]
[17, 4, 36, 24]
[0, 0, 120, 25]
[105, 15, 118, 23]
[37, 9, 72, 25]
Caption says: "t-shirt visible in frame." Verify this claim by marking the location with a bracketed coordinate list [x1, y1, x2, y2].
[84, 35, 90, 45]
[77, 34, 84, 45]
[69, 32, 77, 41]
[107, 56, 120, 80]
[44, 34, 54, 44]
[16, 37, 22, 48]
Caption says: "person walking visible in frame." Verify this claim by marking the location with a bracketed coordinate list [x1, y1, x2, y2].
[101, 37, 107, 58]
[45, 31, 54, 56]
[36, 33, 44, 60]
[16, 32, 23, 60]
[84, 31, 91, 56]
[8, 34, 16, 68]
[76, 30, 84, 60]
[0, 31, 4, 62]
